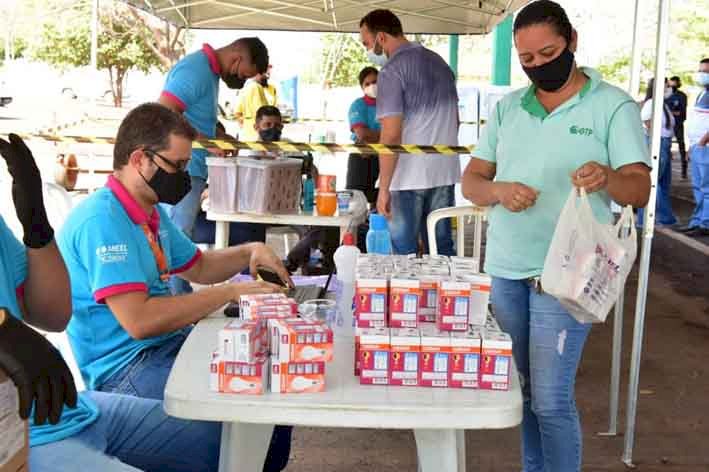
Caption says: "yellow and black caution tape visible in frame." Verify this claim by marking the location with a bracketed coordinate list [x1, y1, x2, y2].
[8, 133, 476, 156]
[38, 114, 91, 135]
[283, 117, 486, 126]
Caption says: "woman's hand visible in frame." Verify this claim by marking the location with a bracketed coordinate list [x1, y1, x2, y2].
[248, 243, 294, 288]
[493, 182, 539, 212]
[571, 161, 610, 194]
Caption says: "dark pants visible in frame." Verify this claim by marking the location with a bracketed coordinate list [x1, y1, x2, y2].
[674, 121, 687, 175]
[346, 153, 380, 204]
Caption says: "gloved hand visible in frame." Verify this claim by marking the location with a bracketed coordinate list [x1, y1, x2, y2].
[0, 134, 54, 248]
[0, 308, 77, 425]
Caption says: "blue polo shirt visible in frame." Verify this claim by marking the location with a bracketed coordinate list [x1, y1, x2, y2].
[56, 176, 201, 389]
[0, 216, 99, 447]
[348, 95, 380, 142]
[161, 44, 221, 180]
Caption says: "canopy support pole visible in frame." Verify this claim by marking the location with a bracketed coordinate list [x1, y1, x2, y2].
[622, 0, 670, 466]
[491, 15, 512, 86]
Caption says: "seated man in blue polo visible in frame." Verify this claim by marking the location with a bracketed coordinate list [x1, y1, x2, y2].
[57, 103, 293, 470]
[0, 133, 221, 471]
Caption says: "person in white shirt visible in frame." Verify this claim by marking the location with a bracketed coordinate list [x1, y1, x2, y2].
[638, 77, 677, 226]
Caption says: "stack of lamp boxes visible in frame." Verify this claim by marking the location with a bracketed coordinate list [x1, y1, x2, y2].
[209, 293, 334, 394]
[355, 255, 512, 391]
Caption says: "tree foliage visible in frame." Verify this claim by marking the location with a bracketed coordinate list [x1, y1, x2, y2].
[31, 0, 181, 106]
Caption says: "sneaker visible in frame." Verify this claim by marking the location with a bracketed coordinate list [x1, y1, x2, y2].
[677, 225, 698, 233]
[686, 227, 709, 237]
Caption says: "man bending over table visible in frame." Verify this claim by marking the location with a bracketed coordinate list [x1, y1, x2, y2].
[56, 102, 293, 471]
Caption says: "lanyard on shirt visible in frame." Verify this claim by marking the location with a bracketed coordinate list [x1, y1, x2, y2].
[140, 223, 170, 282]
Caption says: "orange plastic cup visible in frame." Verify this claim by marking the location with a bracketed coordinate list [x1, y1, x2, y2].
[316, 192, 337, 216]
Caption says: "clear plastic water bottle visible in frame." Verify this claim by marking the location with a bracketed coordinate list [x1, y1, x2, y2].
[333, 232, 359, 337]
[366, 214, 392, 255]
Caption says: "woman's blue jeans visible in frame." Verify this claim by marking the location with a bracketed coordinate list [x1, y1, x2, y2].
[491, 277, 592, 472]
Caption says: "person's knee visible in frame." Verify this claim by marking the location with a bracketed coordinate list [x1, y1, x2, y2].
[530, 387, 575, 419]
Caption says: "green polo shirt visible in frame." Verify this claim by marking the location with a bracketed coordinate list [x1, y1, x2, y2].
[473, 67, 650, 280]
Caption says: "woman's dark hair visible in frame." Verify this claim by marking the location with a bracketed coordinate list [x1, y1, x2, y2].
[513, 0, 573, 44]
[645, 78, 671, 130]
[359, 9, 403, 37]
[358, 67, 378, 87]
[114, 103, 196, 170]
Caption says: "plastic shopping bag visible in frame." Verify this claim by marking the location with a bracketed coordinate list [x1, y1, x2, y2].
[541, 188, 637, 324]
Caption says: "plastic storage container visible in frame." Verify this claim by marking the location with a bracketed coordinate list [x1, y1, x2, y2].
[236, 158, 303, 214]
[207, 157, 239, 213]
[366, 214, 393, 255]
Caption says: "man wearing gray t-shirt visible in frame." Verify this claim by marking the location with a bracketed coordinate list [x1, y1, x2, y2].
[359, 9, 460, 256]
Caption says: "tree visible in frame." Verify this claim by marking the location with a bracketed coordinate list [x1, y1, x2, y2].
[318, 33, 370, 88]
[128, 8, 186, 71]
[32, 0, 166, 107]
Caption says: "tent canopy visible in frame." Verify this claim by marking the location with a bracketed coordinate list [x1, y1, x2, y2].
[123, 0, 529, 34]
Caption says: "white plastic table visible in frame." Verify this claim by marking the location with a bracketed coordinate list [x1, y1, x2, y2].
[206, 190, 368, 250]
[164, 318, 523, 472]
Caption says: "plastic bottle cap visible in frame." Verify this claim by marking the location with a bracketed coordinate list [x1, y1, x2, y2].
[342, 232, 355, 246]
[369, 213, 388, 231]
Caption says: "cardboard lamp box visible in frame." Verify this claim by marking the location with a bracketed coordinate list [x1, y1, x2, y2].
[0, 371, 28, 472]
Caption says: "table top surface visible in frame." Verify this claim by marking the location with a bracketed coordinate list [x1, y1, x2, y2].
[206, 208, 357, 227]
[164, 317, 523, 430]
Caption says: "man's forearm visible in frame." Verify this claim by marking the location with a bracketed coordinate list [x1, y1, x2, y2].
[184, 243, 257, 285]
[108, 284, 234, 340]
[377, 154, 398, 191]
[23, 241, 71, 331]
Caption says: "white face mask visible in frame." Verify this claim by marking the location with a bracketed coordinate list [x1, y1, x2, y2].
[664, 87, 673, 99]
[367, 36, 388, 67]
[364, 84, 377, 98]
[696, 71, 709, 87]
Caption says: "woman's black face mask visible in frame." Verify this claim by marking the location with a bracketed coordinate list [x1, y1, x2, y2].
[522, 48, 575, 92]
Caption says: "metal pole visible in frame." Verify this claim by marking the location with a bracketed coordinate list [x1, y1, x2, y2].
[90, 0, 99, 71]
[599, 218, 629, 437]
[448, 34, 459, 79]
[628, 0, 643, 98]
[622, 0, 670, 466]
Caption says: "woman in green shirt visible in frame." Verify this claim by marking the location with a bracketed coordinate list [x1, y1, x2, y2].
[462, 1, 651, 470]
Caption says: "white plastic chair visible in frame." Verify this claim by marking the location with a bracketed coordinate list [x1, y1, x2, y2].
[427, 205, 487, 258]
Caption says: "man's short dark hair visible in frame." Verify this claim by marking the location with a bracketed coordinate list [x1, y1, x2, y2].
[358, 67, 378, 87]
[255, 105, 281, 123]
[234, 37, 269, 73]
[513, 0, 573, 44]
[113, 103, 196, 170]
[669, 75, 681, 82]
[701, 58, 709, 65]
[360, 9, 403, 37]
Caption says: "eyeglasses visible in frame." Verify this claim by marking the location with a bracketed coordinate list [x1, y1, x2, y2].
[144, 149, 189, 172]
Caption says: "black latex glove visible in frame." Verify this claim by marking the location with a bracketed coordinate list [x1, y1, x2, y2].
[0, 134, 54, 248]
[0, 308, 77, 425]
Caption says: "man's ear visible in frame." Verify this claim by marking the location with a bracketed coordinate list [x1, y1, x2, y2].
[128, 149, 146, 169]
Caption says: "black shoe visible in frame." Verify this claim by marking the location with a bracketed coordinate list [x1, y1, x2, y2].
[678, 225, 698, 233]
[683, 227, 709, 237]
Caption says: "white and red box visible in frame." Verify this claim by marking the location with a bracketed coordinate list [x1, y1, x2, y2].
[418, 274, 442, 323]
[354, 328, 362, 376]
[437, 280, 471, 331]
[458, 273, 492, 326]
[270, 358, 326, 393]
[218, 319, 264, 362]
[450, 256, 480, 273]
[218, 356, 269, 395]
[242, 299, 297, 320]
[389, 278, 421, 328]
[389, 328, 420, 386]
[270, 319, 334, 363]
[358, 327, 390, 385]
[355, 276, 389, 328]
[480, 331, 512, 391]
[419, 324, 451, 387]
[209, 351, 221, 392]
[449, 328, 482, 389]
